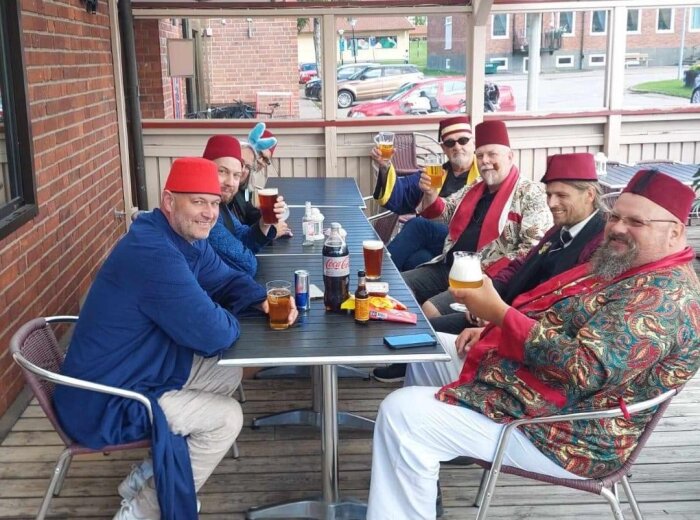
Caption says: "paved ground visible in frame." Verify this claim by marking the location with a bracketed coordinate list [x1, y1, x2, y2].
[298, 66, 690, 118]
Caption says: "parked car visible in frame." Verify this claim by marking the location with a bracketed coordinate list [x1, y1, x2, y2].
[336, 64, 423, 108]
[298, 62, 318, 84]
[347, 77, 516, 117]
[304, 63, 378, 100]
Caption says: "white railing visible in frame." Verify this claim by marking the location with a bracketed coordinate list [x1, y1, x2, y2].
[141, 113, 700, 209]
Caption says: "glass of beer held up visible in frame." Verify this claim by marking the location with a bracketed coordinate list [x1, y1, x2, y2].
[425, 154, 445, 190]
[266, 280, 292, 330]
[374, 132, 395, 160]
[449, 251, 483, 289]
[258, 188, 280, 225]
[362, 240, 384, 280]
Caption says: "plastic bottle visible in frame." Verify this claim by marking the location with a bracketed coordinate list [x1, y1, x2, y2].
[354, 270, 370, 325]
[322, 223, 350, 312]
[302, 201, 314, 245]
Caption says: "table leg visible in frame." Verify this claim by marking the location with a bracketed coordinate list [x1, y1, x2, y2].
[252, 366, 374, 431]
[245, 365, 368, 520]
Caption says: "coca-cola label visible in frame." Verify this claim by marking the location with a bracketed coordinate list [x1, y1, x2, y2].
[323, 255, 350, 276]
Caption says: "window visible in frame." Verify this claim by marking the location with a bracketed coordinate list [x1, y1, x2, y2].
[0, 0, 36, 239]
[627, 9, 640, 33]
[489, 57, 508, 71]
[591, 10, 607, 34]
[522, 57, 528, 73]
[588, 54, 606, 67]
[556, 55, 574, 68]
[491, 14, 508, 39]
[443, 80, 465, 95]
[558, 12, 574, 36]
[657, 8, 674, 33]
[445, 16, 452, 50]
[692, 8, 700, 31]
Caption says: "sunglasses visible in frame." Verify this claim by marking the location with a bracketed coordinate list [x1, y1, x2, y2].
[441, 136, 471, 148]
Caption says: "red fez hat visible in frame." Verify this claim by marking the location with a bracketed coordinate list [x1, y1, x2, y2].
[164, 157, 221, 196]
[202, 135, 243, 165]
[622, 169, 695, 222]
[438, 116, 472, 141]
[541, 153, 597, 183]
[474, 120, 510, 149]
[261, 129, 277, 156]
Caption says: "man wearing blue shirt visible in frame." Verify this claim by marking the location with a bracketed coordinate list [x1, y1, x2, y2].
[54, 157, 297, 520]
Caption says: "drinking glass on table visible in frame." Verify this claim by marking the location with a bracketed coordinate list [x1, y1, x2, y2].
[425, 154, 445, 190]
[362, 240, 384, 281]
[374, 132, 395, 160]
[266, 280, 292, 330]
[449, 251, 483, 289]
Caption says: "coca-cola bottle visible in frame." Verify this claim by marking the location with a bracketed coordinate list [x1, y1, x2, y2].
[323, 222, 350, 312]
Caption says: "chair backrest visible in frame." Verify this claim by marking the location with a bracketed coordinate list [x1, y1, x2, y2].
[600, 191, 621, 212]
[392, 133, 420, 176]
[10, 318, 74, 446]
[369, 211, 399, 244]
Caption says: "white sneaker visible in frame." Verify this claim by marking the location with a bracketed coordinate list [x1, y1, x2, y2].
[118, 459, 154, 501]
[112, 498, 145, 520]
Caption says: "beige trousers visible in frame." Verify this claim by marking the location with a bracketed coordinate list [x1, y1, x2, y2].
[130, 355, 243, 518]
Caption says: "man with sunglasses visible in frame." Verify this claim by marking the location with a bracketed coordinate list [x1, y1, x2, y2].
[371, 117, 480, 273]
[367, 169, 699, 519]
[373, 120, 551, 383]
[204, 135, 287, 276]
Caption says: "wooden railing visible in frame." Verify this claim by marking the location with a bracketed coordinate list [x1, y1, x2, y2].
[141, 113, 700, 210]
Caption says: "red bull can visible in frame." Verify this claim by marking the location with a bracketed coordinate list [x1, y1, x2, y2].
[294, 270, 310, 311]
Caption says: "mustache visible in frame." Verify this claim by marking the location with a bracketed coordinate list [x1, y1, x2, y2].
[605, 232, 635, 247]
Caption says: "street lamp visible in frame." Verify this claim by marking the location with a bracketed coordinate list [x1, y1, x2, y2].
[338, 29, 344, 66]
[348, 18, 357, 63]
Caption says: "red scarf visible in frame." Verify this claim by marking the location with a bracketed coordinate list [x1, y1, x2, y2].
[447, 165, 520, 251]
[443, 246, 697, 387]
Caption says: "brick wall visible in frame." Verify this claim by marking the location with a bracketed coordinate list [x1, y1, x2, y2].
[199, 18, 299, 118]
[0, 0, 124, 417]
[135, 19, 186, 119]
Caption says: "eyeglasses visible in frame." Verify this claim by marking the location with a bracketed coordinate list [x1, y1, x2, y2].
[441, 136, 470, 148]
[606, 212, 678, 228]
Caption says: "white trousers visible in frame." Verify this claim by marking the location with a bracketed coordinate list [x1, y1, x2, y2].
[367, 382, 583, 520]
[405, 332, 463, 387]
[130, 355, 243, 518]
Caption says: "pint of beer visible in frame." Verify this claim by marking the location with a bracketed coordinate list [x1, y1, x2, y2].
[426, 163, 445, 189]
[266, 280, 292, 330]
[374, 132, 395, 160]
[258, 188, 279, 225]
[362, 240, 384, 280]
[449, 251, 483, 289]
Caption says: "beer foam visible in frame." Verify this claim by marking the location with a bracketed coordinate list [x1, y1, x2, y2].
[258, 188, 278, 196]
[363, 240, 383, 250]
[450, 255, 482, 282]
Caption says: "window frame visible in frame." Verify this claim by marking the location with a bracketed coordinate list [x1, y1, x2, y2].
[558, 11, 575, 37]
[626, 8, 641, 34]
[656, 8, 674, 34]
[444, 15, 452, 50]
[691, 8, 700, 32]
[0, 0, 37, 240]
[590, 10, 608, 35]
[491, 13, 509, 39]
[588, 54, 606, 67]
[489, 57, 508, 71]
[555, 55, 575, 68]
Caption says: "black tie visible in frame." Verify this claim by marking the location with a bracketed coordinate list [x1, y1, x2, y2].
[548, 229, 572, 254]
[561, 229, 572, 246]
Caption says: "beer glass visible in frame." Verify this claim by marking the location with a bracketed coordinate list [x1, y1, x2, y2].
[362, 240, 384, 280]
[266, 280, 292, 330]
[425, 154, 445, 190]
[448, 251, 483, 289]
[258, 188, 280, 225]
[374, 132, 395, 160]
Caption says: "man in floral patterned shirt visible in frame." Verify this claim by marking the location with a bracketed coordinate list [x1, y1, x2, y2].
[367, 169, 699, 520]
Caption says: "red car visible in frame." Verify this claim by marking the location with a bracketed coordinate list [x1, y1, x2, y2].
[298, 63, 318, 84]
[347, 77, 516, 117]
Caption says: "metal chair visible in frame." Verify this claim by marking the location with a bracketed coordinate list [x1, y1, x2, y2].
[368, 210, 400, 244]
[464, 388, 679, 520]
[10, 316, 153, 520]
[601, 191, 622, 211]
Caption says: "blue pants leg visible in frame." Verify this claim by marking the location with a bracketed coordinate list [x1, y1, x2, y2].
[387, 218, 448, 272]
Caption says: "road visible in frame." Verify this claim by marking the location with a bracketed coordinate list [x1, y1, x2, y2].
[298, 66, 688, 118]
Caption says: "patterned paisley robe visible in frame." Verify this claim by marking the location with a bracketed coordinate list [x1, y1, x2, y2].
[438, 247, 700, 478]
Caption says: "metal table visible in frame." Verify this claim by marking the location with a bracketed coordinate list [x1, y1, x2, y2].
[260, 206, 378, 257]
[601, 162, 698, 192]
[219, 253, 447, 520]
[267, 177, 366, 208]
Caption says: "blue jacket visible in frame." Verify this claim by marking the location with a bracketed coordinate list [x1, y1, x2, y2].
[208, 203, 275, 276]
[54, 209, 266, 520]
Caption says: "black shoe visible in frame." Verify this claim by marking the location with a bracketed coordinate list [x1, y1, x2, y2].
[436, 480, 444, 518]
[372, 363, 407, 383]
